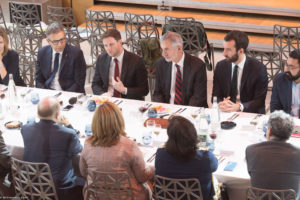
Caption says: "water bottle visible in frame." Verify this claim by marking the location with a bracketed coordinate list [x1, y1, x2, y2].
[8, 74, 18, 113]
[210, 96, 220, 134]
[198, 108, 208, 147]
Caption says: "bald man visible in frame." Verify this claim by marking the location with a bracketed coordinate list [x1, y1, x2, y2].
[21, 97, 84, 200]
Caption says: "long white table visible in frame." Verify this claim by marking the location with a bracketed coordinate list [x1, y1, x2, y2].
[1, 86, 299, 200]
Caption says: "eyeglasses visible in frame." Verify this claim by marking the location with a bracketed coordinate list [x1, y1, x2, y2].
[48, 38, 66, 45]
[286, 65, 300, 70]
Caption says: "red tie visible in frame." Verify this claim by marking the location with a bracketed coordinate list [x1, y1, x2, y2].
[113, 58, 121, 97]
[174, 64, 183, 105]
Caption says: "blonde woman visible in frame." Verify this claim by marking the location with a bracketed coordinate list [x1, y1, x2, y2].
[80, 102, 154, 200]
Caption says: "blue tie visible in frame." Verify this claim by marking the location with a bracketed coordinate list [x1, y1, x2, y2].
[45, 53, 60, 88]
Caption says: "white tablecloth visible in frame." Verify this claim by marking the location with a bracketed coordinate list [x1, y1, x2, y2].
[1, 86, 299, 200]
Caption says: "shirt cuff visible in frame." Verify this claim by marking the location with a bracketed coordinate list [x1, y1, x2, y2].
[239, 103, 244, 111]
[123, 87, 127, 95]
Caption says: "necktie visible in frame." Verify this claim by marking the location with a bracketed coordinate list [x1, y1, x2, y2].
[230, 65, 238, 103]
[174, 64, 183, 105]
[113, 58, 121, 98]
[45, 53, 60, 88]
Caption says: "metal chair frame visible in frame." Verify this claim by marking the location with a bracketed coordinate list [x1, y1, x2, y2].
[247, 50, 282, 90]
[154, 175, 203, 200]
[247, 186, 296, 200]
[273, 24, 300, 64]
[124, 12, 155, 55]
[11, 157, 58, 200]
[86, 170, 135, 200]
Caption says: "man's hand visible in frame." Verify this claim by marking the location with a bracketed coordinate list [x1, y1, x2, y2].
[219, 97, 240, 112]
[112, 77, 127, 94]
[56, 114, 70, 127]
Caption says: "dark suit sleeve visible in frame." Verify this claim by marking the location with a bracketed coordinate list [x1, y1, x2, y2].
[92, 55, 106, 95]
[0, 132, 11, 175]
[188, 61, 208, 107]
[35, 49, 46, 89]
[125, 57, 149, 99]
[212, 62, 223, 102]
[270, 74, 283, 112]
[242, 63, 268, 113]
[152, 59, 166, 103]
[69, 130, 82, 156]
[207, 151, 218, 172]
[64, 49, 86, 93]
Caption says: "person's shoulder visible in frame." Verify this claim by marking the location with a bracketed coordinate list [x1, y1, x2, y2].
[39, 45, 51, 52]
[124, 50, 142, 62]
[56, 124, 77, 136]
[6, 49, 18, 57]
[66, 44, 82, 54]
[273, 72, 288, 82]
[186, 53, 204, 64]
[246, 56, 265, 68]
[119, 136, 135, 147]
[246, 141, 270, 152]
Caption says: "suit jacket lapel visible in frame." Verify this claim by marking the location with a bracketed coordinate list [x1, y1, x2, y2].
[287, 80, 292, 110]
[225, 62, 232, 97]
[182, 54, 191, 102]
[240, 56, 250, 95]
[59, 44, 68, 75]
[104, 54, 111, 86]
[166, 62, 172, 96]
[46, 47, 52, 78]
[121, 50, 128, 83]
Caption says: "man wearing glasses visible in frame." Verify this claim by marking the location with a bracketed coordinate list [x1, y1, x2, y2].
[36, 22, 86, 93]
[271, 49, 300, 118]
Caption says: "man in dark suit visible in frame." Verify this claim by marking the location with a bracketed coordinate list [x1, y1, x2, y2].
[246, 110, 300, 199]
[21, 96, 84, 200]
[36, 22, 86, 93]
[271, 49, 300, 118]
[212, 30, 268, 113]
[153, 32, 207, 107]
[92, 29, 148, 100]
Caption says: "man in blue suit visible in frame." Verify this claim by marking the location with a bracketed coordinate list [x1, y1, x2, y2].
[36, 22, 86, 93]
[270, 49, 300, 118]
[21, 96, 84, 200]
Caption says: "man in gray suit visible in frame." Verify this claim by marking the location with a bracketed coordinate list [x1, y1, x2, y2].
[246, 110, 300, 199]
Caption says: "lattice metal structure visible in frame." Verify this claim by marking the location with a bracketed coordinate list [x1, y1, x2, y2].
[154, 175, 203, 200]
[47, 6, 86, 48]
[247, 187, 296, 200]
[247, 50, 282, 90]
[9, 2, 45, 36]
[85, 10, 116, 82]
[273, 24, 300, 64]
[124, 12, 155, 55]
[86, 170, 135, 200]
[11, 157, 58, 200]
[0, 5, 7, 32]
[164, 16, 203, 55]
[19, 55, 36, 87]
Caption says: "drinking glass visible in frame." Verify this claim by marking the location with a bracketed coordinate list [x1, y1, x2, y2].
[30, 93, 40, 105]
[154, 124, 161, 135]
[142, 120, 155, 145]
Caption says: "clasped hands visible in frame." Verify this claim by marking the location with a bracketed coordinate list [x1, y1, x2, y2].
[219, 97, 241, 112]
[112, 77, 127, 94]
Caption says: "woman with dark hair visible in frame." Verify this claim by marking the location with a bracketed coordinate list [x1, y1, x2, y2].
[155, 116, 218, 200]
[80, 102, 154, 200]
[0, 26, 25, 86]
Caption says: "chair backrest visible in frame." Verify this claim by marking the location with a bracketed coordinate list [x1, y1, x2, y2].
[154, 175, 203, 200]
[247, 187, 296, 200]
[86, 170, 134, 200]
[11, 157, 58, 200]
[247, 50, 282, 89]
[47, 6, 83, 48]
[273, 24, 300, 63]
[9, 2, 44, 34]
[124, 12, 155, 54]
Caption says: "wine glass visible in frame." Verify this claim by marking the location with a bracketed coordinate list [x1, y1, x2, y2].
[190, 110, 199, 120]
[209, 132, 217, 151]
[154, 124, 161, 135]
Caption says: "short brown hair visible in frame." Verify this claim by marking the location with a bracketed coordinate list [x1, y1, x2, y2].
[101, 29, 121, 41]
[0, 26, 9, 56]
[88, 102, 126, 147]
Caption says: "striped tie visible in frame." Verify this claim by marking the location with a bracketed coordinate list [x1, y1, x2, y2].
[174, 64, 183, 105]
